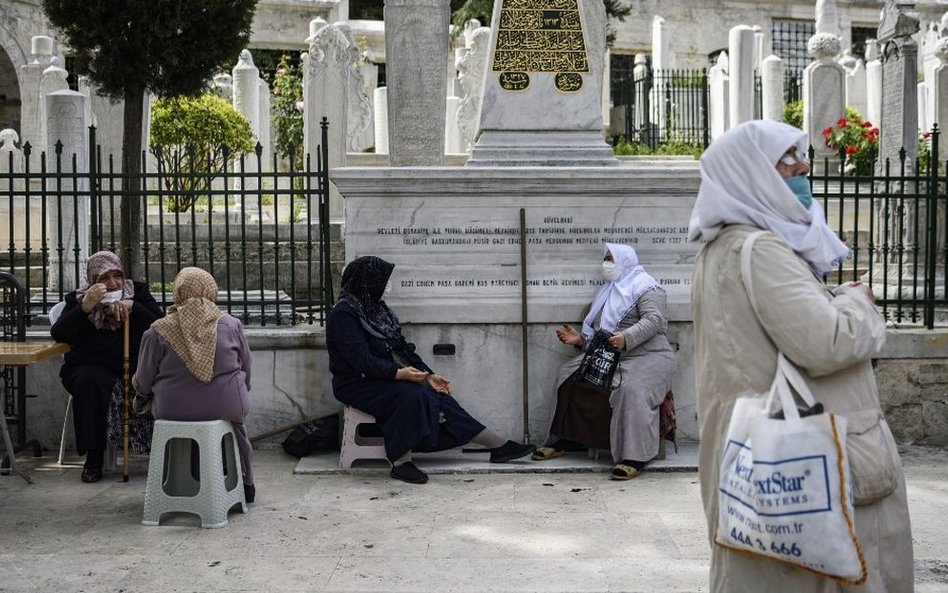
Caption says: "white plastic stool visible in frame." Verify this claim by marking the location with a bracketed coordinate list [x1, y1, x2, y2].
[142, 420, 246, 528]
[338, 406, 389, 468]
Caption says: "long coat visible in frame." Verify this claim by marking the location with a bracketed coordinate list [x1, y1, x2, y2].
[691, 225, 913, 593]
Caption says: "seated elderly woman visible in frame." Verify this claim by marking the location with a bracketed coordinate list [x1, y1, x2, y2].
[51, 250, 163, 483]
[534, 243, 677, 480]
[133, 268, 255, 503]
[327, 256, 534, 484]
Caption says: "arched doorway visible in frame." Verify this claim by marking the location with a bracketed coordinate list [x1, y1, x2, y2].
[0, 47, 21, 137]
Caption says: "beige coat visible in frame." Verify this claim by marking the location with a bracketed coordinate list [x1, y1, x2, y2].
[692, 225, 913, 593]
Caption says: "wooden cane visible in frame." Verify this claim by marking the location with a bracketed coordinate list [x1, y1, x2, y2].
[122, 316, 130, 482]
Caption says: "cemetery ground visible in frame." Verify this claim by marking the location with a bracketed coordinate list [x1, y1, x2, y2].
[0, 445, 946, 592]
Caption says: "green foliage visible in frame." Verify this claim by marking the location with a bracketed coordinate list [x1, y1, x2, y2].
[150, 94, 255, 212]
[821, 112, 879, 176]
[783, 100, 803, 129]
[612, 139, 703, 159]
[149, 281, 173, 294]
[271, 55, 304, 170]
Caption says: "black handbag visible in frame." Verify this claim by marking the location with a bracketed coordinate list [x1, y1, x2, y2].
[574, 329, 621, 393]
[281, 415, 341, 458]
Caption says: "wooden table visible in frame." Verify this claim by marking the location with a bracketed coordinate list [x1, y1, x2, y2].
[0, 341, 70, 483]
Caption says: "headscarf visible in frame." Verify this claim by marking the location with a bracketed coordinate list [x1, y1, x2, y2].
[582, 243, 662, 340]
[76, 250, 134, 330]
[338, 256, 402, 340]
[150, 267, 224, 383]
[688, 120, 851, 275]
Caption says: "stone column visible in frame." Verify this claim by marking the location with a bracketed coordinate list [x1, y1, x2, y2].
[866, 39, 883, 127]
[709, 52, 730, 140]
[373, 87, 388, 155]
[257, 77, 272, 170]
[728, 25, 755, 128]
[232, 50, 261, 139]
[304, 17, 350, 220]
[753, 25, 765, 71]
[456, 27, 490, 152]
[761, 55, 784, 122]
[18, 36, 54, 152]
[932, 38, 948, 132]
[45, 91, 90, 292]
[384, 0, 450, 166]
[39, 57, 69, 161]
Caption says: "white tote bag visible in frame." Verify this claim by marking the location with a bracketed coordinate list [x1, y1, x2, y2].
[715, 231, 868, 585]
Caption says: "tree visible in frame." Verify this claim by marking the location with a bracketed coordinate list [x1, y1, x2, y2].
[41, 0, 258, 279]
[150, 95, 255, 212]
[270, 55, 305, 170]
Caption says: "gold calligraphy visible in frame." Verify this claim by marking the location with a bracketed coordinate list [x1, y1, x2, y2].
[554, 72, 583, 92]
[498, 71, 531, 91]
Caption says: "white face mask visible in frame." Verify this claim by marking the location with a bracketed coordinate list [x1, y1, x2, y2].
[602, 261, 618, 281]
[100, 288, 124, 304]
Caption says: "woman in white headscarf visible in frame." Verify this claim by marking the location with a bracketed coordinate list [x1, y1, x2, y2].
[690, 120, 913, 592]
[533, 242, 677, 480]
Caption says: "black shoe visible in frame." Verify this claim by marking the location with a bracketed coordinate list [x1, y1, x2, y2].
[390, 461, 429, 484]
[490, 440, 536, 463]
[244, 483, 256, 503]
[80, 468, 103, 483]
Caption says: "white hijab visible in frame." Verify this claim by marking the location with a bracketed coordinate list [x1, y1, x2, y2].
[688, 120, 850, 275]
[582, 243, 661, 339]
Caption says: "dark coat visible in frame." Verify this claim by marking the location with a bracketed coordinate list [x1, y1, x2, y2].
[326, 300, 484, 461]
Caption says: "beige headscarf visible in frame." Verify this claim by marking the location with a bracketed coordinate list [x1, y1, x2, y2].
[151, 268, 224, 383]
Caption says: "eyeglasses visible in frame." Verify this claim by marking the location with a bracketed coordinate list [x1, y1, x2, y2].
[779, 149, 809, 167]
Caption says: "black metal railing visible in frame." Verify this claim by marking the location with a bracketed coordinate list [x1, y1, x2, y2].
[611, 68, 709, 150]
[810, 126, 947, 328]
[0, 119, 334, 327]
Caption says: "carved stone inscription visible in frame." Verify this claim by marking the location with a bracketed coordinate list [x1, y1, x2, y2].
[491, 0, 589, 92]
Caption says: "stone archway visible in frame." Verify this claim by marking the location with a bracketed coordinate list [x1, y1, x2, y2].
[0, 46, 20, 135]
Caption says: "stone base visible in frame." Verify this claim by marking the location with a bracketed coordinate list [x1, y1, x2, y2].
[467, 130, 619, 167]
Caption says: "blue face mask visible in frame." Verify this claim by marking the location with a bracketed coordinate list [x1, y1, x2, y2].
[784, 175, 813, 209]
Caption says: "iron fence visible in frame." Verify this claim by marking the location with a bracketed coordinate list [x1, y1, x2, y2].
[810, 126, 947, 328]
[610, 68, 710, 150]
[0, 120, 334, 327]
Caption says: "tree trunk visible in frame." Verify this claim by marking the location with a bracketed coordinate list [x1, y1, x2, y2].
[121, 86, 145, 280]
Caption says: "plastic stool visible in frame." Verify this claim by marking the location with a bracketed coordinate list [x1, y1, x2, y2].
[142, 420, 246, 528]
[338, 406, 389, 468]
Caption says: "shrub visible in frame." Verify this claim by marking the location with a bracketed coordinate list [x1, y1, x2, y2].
[783, 100, 803, 129]
[271, 55, 304, 170]
[821, 111, 879, 176]
[150, 94, 255, 212]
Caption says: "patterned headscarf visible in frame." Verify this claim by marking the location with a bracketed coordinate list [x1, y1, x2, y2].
[77, 250, 134, 330]
[338, 256, 402, 340]
[151, 268, 224, 383]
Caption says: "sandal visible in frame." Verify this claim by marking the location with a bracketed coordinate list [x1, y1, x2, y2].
[531, 446, 565, 461]
[610, 463, 640, 481]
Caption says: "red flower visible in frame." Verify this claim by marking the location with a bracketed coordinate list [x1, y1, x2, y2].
[845, 145, 858, 156]
[923, 131, 932, 139]
[862, 121, 872, 128]
[822, 127, 834, 138]
[870, 128, 880, 136]
[837, 118, 848, 127]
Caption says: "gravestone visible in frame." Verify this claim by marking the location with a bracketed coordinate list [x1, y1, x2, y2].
[803, 0, 845, 158]
[846, 58, 868, 120]
[728, 26, 755, 128]
[876, 0, 920, 175]
[384, 0, 450, 166]
[866, 39, 883, 126]
[650, 16, 668, 139]
[38, 57, 69, 161]
[337, 24, 373, 153]
[373, 87, 388, 155]
[257, 77, 272, 170]
[213, 73, 233, 101]
[468, 0, 616, 166]
[932, 38, 948, 131]
[456, 27, 490, 152]
[761, 55, 784, 122]
[45, 91, 90, 292]
[709, 52, 730, 140]
[232, 50, 261, 140]
[18, 36, 55, 150]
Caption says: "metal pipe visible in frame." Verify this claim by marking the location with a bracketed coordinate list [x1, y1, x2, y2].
[519, 208, 530, 444]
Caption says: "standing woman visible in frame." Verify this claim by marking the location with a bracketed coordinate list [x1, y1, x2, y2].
[133, 268, 255, 502]
[690, 120, 912, 592]
[51, 251, 163, 483]
[327, 256, 534, 484]
[534, 243, 677, 480]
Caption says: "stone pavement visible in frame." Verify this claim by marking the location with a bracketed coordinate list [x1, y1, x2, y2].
[0, 444, 945, 592]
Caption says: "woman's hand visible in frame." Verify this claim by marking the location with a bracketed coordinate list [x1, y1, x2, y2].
[426, 373, 451, 395]
[80, 283, 107, 313]
[555, 323, 583, 347]
[395, 366, 429, 382]
[110, 299, 133, 322]
[844, 281, 876, 304]
[609, 332, 625, 350]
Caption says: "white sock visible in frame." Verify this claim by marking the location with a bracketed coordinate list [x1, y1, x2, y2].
[471, 429, 506, 449]
[393, 451, 412, 467]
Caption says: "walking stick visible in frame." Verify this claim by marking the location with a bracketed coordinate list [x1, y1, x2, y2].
[122, 316, 130, 482]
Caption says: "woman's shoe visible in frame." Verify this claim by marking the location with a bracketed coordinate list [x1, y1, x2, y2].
[390, 461, 429, 484]
[610, 463, 641, 481]
[531, 446, 566, 461]
[490, 440, 535, 463]
[80, 468, 103, 483]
